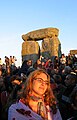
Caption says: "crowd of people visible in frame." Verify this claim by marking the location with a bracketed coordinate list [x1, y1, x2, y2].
[0, 53, 77, 120]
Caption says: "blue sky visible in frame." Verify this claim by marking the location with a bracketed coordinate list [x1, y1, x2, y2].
[0, 0, 77, 66]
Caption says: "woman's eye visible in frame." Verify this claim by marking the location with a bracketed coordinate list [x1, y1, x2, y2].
[38, 79, 42, 82]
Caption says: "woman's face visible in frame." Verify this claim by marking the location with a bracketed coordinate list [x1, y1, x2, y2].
[32, 73, 49, 97]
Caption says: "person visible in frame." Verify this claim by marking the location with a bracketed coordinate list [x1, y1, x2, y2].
[18, 59, 33, 76]
[68, 87, 77, 119]
[58, 73, 77, 120]
[8, 69, 62, 120]
[18, 60, 29, 76]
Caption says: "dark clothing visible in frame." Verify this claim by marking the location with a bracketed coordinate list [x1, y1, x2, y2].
[58, 84, 76, 120]
[18, 60, 29, 76]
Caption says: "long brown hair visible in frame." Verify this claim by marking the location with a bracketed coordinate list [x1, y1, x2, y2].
[21, 69, 56, 107]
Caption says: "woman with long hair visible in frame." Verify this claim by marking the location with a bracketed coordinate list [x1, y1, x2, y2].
[8, 69, 62, 120]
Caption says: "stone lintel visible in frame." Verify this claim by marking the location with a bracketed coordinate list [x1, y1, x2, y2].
[22, 27, 59, 41]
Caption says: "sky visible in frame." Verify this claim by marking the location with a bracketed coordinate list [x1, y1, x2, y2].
[0, 0, 77, 66]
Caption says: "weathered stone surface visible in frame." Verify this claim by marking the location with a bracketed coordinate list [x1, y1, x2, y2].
[21, 27, 61, 63]
[70, 50, 77, 55]
[41, 37, 61, 58]
[22, 41, 39, 55]
[22, 28, 59, 41]
[22, 41, 40, 64]
[22, 54, 39, 64]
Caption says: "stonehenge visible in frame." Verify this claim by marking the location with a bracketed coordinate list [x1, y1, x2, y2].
[21, 27, 61, 64]
[70, 50, 77, 55]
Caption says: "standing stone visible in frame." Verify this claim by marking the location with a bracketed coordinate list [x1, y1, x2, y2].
[41, 37, 61, 58]
[22, 41, 40, 64]
[41, 38, 51, 58]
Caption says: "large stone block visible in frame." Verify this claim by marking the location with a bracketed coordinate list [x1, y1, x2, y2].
[41, 37, 61, 58]
[22, 28, 59, 41]
[22, 41, 39, 55]
[21, 41, 40, 64]
[70, 50, 77, 55]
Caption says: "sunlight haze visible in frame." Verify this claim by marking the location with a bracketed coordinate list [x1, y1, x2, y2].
[0, 0, 77, 66]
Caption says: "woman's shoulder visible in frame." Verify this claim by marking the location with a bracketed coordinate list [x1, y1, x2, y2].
[8, 101, 19, 110]
[8, 100, 43, 120]
[9, 100, 26, 109]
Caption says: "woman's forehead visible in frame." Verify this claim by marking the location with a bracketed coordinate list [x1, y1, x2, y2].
[36, 72, 47, 76]
[35, 73, 49, 80]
